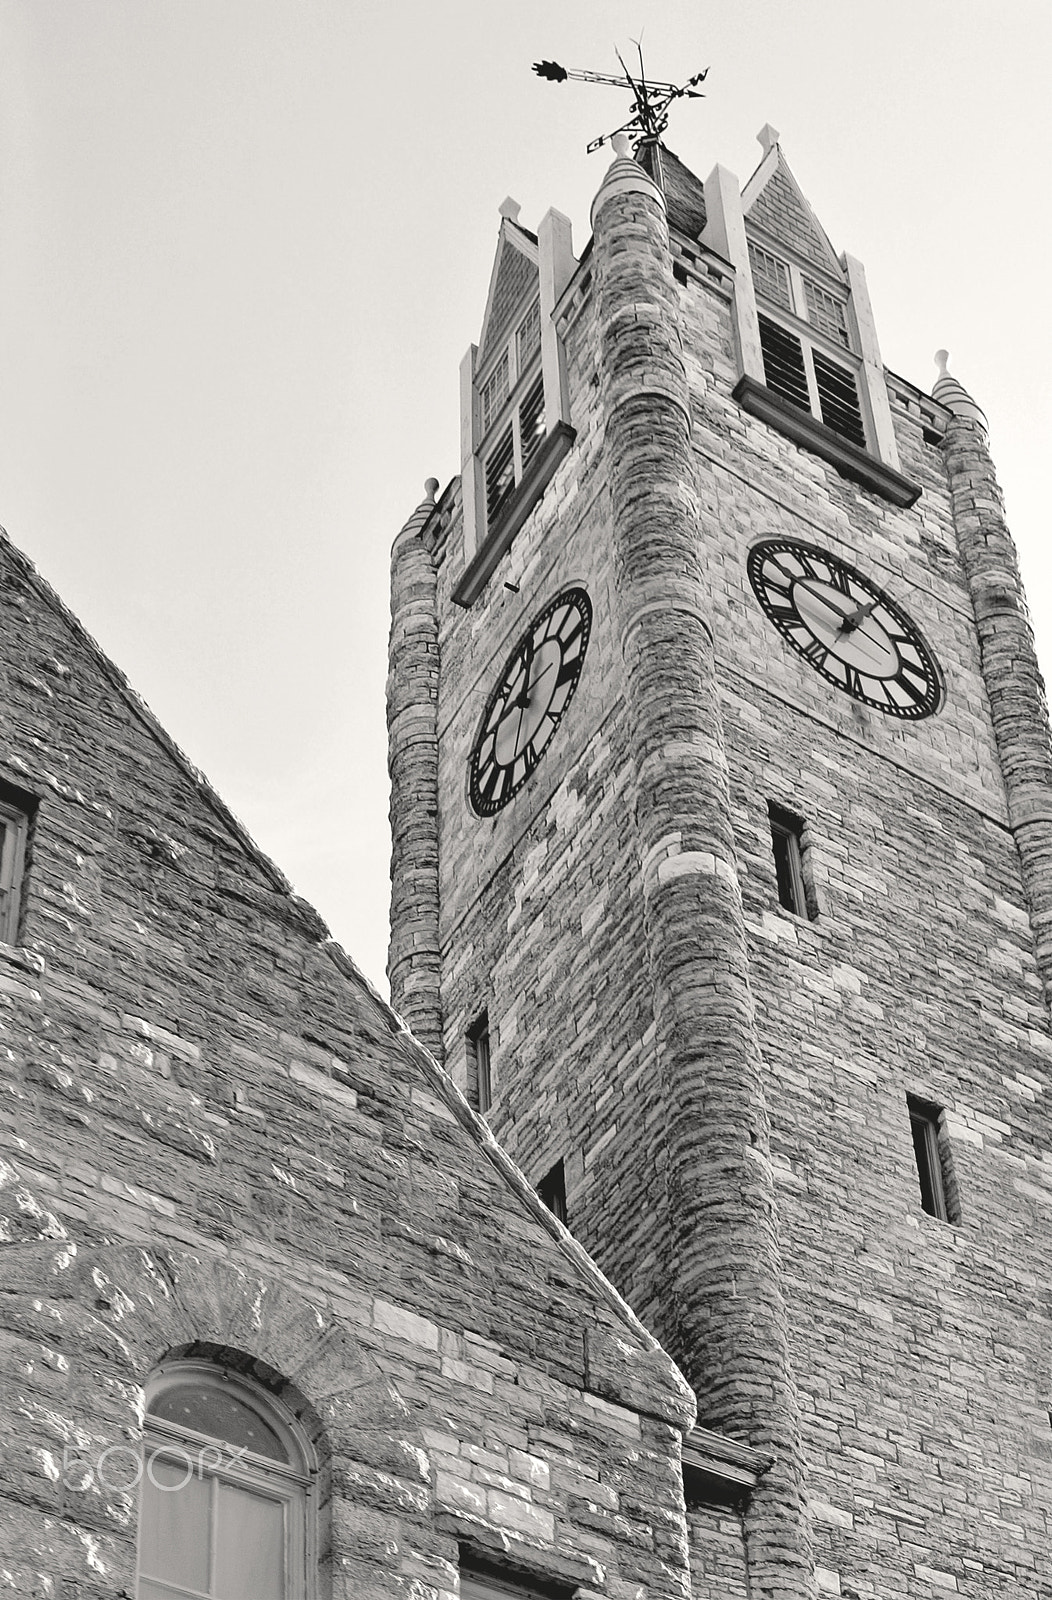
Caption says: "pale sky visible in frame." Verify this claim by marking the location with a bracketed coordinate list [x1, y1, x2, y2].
[1, 2, 1049, 996]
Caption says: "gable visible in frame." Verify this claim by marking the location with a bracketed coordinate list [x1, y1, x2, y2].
[0, 530, 689, 1424]
[478, 229, 539, 366]
[745, 150, 842, 278]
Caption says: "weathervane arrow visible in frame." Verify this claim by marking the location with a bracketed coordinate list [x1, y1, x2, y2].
[532, 45, 707, 154]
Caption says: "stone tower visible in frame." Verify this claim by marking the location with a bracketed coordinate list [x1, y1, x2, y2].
[388, 129, 1052, 1597]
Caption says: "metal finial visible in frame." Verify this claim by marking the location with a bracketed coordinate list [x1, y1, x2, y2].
[533, 45, 708, 155]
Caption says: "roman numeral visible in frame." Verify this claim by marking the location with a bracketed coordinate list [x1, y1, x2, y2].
[478, 760, 502, 804]
[801, 636, 828, 668]
[557, 612, 583, 648]
[766, 554, 800, 588]
[830, 564, 853, 594]
[894, 667, 928, 703]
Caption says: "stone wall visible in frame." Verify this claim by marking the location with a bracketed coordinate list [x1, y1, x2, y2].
[415, 153, 1052, 1597]
[0, 533, 696, 1599]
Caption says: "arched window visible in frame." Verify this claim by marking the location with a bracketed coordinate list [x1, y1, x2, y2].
[137, 1359, 316, 1600]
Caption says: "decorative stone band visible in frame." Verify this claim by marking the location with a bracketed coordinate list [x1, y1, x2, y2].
[619, 592, 716, 657]
[589, 134, 665, 228]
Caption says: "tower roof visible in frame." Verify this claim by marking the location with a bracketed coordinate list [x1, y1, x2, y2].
[635, 142, 707, 239]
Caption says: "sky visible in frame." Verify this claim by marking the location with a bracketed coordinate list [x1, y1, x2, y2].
[0, 2, 1049, 996]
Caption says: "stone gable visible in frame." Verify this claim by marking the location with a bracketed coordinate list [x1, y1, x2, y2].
[0, 532, 695, 1599]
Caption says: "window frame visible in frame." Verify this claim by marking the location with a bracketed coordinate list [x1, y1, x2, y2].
[138, 1361, 318, 1600]
[0, 784, 34, 945]
[476, 298, 546, 531]
[467, 1010, 493, 1114]
[747, 239, 867, 450]
[907, 1096, 958, 1223]
[767, 802, 817, 922]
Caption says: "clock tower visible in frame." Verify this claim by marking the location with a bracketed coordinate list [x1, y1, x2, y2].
[388, 129, 1052, 1598]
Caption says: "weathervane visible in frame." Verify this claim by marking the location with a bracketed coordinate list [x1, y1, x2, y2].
[533, 45, 707, 155]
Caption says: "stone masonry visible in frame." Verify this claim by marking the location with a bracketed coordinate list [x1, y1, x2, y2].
[390, 134, 1052, 1598]
[0, 529, 699, 1599]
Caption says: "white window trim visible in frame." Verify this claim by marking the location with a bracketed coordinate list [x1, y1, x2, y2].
[139, 1361, 319, 1600]
[0, 793, 31, 945]
[702, 163, 904, 477]
[459, 208, 575, 568]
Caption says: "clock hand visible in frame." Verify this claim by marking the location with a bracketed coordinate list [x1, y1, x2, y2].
[837, 596, 879, 635]
[515, 636, 536, 709]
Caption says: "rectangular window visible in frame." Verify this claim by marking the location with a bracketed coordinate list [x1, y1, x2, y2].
[481, 351, 510, 435]
[0, 789, 33, 944]
[748, 241, 792, 311]
[768, 802, 815, 920]
[461, 1569, 560, 1600]
[803, 276, 850, 346]
[908, 1096, 957, 1221]
[536, 1158, 567, 1224]
[813, 351, 866, 448]
[467, 1011, 492, 1114]
[516, 298, 541, 369]
[518, 373, 545, 472]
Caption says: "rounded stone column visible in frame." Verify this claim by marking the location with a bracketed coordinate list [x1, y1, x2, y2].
[591, 142, 815, 1599]
[387, 481, 443, 1060]
[937, 353, 1052, 1003]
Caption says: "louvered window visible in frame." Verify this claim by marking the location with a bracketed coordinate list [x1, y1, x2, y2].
[750, 241, 869, 452]
[519, 374, 545, 470]
[813, 352, 866, 448]
[485, 424, 516, 522]
[758, 315, 810, 412]
[478, 299, 548, 532]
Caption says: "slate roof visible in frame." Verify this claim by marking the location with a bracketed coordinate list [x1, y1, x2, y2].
[636, 141, 707, 240]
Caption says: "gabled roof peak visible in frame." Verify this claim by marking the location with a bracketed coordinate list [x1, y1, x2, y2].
[742, 134, 842, 278]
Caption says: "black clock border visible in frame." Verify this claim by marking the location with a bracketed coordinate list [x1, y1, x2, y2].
[747, 538, 942, 720]
[468, 585, 593, 818]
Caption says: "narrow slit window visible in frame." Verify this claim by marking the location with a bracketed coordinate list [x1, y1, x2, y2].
[0, 786, 34, 945]
[536, 1158, 567, 1224]
[467, 1010, 492, 1114]
[908, 1096, 957, 1222]
[768, 802, 815, 920]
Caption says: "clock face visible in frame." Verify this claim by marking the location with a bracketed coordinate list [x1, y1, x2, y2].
[747, 539, 941, 719]
[469, 587, 592, 817]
